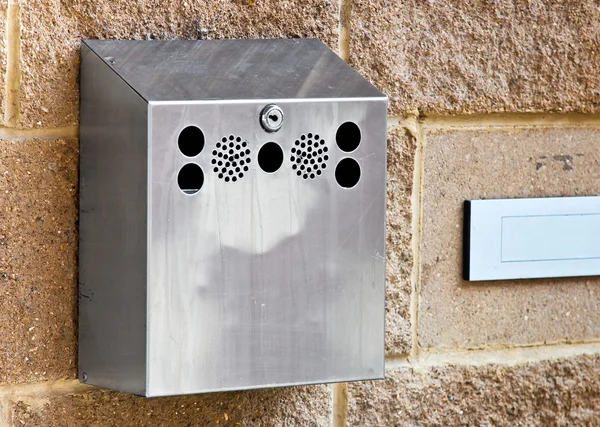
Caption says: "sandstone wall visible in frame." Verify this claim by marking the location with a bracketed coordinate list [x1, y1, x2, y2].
[0, 0, 599, 425]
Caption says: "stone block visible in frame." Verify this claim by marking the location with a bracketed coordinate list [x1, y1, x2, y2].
[350, 0, 600, 115]
[419, 127, 600, 350]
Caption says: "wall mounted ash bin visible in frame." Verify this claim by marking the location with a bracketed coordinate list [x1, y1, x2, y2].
[79, 39, 387, 397]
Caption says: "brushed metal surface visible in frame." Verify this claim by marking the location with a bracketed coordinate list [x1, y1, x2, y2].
[79, 39, 387, 397]
[148, 99, 386, 396]
[79, 43, 148, 394]
[82, 39, 383, 101]
[464, 196, 600, 281]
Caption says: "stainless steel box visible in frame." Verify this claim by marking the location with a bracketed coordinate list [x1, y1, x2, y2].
[79, 39, 387, 396]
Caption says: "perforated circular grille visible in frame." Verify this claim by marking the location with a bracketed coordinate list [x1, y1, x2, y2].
[211, 135, 251, 183]
[290, 133, 328, 180]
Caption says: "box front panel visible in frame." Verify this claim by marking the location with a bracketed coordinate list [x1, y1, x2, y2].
[148, 99, 386, 395]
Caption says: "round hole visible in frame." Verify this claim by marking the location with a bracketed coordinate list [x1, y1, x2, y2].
[303, 174, 308, 179]
[177, 163, 204, 194]
[222, 137, 227, 143]
[236, 137, 241, 142]
[301, 135, 306, 141]
[308, 133, 313, 138]
[242, 141, 247, 147]
[336, 122, 361, 152]
[239, 173, 244, 178]
[335, 158, 361, 188]
[178, 126, 204, 157]
[213, 167, 218, 173]
[244, 166, 249, 172]
[218, 173, 223, 179]
[297, 171, 302, 176]
[229, 135, 234, 141]
[247, 158, 251, 163]
[257, 142, 284, 173]
[317, 170, 322, 175]
[310, 173, 315, 179]
[292, 164, 297, 170]
[211, 159, 216, 164]
[232, 176, 237, 182]
[225, 176, 230, 182]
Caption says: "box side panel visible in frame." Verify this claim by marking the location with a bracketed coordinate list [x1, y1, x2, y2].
[79, 43, 148, 395]
[147, 99, 386, 396]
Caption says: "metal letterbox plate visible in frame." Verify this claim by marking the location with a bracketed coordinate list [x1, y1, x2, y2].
[464, 196, 600, 281]
[79, 39, 387, 396]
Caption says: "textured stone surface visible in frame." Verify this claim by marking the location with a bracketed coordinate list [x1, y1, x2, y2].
[7, 385, 331, 426]
[19, 0, 339, 128]
[348, 354, 600, 425]
[351, 0, 600, 115]
[420, 127, 600, 350]
[0, 139, 78, 383]
[384, 127, 414, 354]
[0, 0, 7, 122]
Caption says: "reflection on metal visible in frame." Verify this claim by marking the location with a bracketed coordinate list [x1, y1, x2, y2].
[464, 196, 600, 281]
[79, 39, 387, 397]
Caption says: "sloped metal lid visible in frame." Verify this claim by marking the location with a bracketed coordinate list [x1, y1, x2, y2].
[82, 39, 385, 102]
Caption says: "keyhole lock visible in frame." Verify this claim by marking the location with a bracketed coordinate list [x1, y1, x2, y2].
[260, 104, 284, 132]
